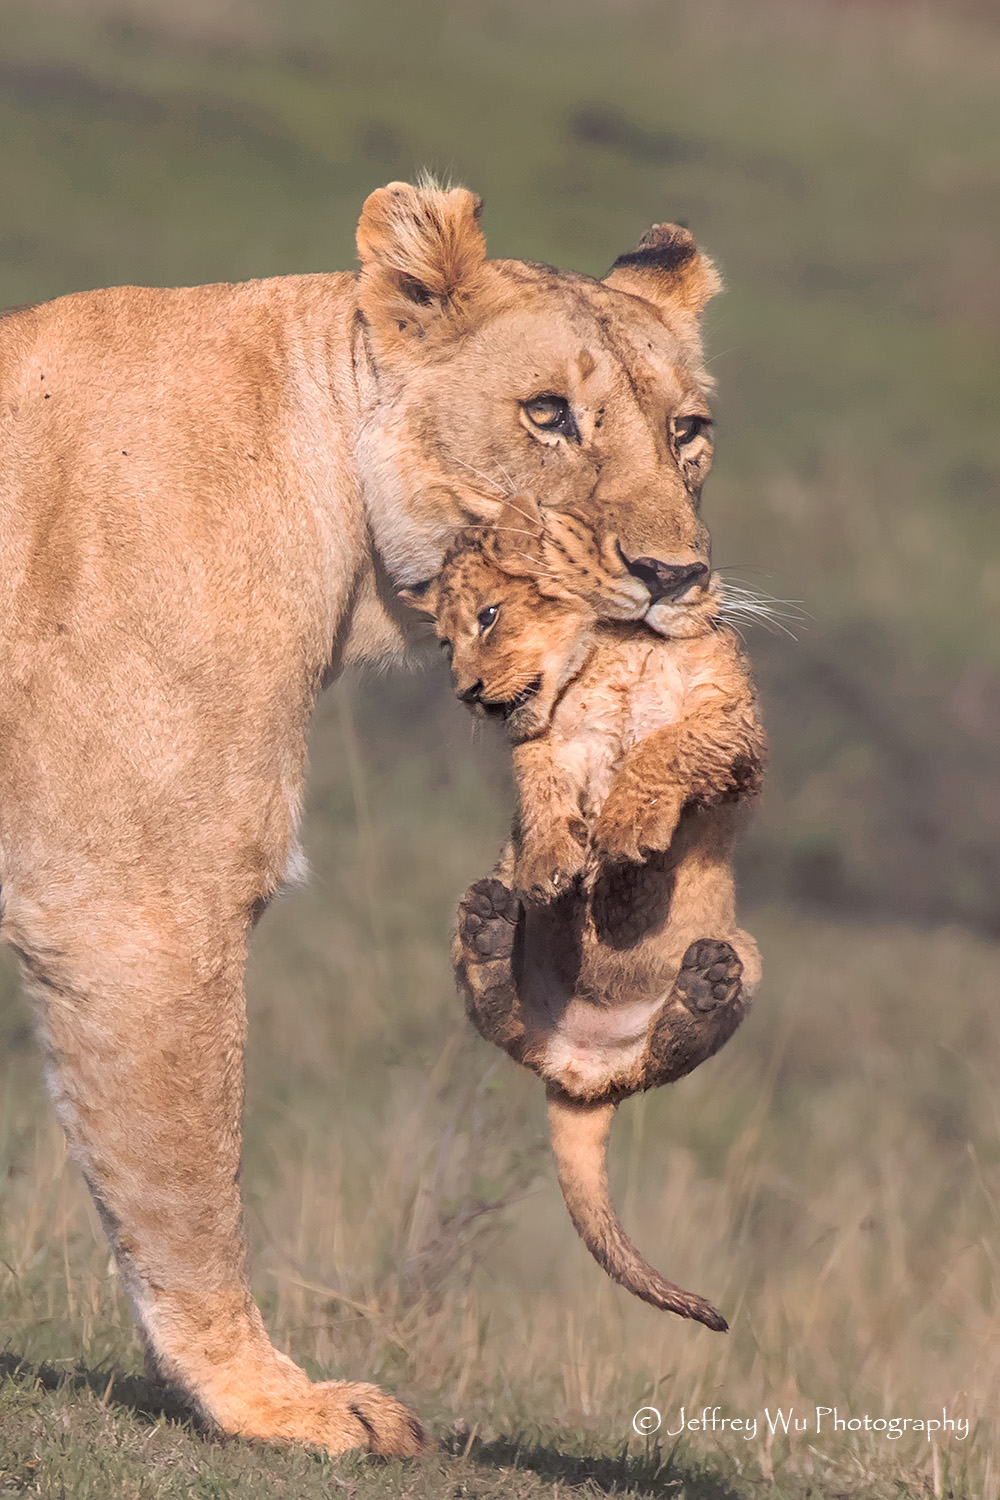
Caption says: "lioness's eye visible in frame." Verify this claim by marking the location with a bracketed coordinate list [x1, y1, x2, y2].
[673, 415, 713, 446]
[439, 638, 454, 663]
[523, 394, 578, 439]
[477, 604, 499, 634]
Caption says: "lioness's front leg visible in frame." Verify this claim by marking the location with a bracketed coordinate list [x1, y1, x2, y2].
[7, 887, 427, 1458]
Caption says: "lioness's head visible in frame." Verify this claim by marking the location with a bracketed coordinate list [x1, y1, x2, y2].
[353, 179, 721, 638]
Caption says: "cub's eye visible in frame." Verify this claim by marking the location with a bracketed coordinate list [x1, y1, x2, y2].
[523, 394, 578, 439]
[673, 415, 713, 447]
[477, 604, 500, 634]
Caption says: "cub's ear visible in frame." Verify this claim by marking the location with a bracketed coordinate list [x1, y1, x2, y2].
[495, 493, 544, 541]
[356, 180, 494, 353]
[603, 223, 720, 321]
[484, 494, 546, 577]
[397, 575, 440, 618]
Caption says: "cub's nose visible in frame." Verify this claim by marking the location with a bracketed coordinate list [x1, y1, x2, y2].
[627, 557, 708, 602]
[456, 678, 485, 705]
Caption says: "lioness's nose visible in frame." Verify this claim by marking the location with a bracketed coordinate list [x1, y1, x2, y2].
[627, 558, 708, 602]
[456, 678, 484, 705]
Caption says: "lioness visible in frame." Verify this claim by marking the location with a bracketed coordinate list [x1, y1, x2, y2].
[0, 179, 726, 1453]
[403, 497, 764, 1331]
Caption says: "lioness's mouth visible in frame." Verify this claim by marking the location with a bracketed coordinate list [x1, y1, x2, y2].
[480, 676, 543, 721]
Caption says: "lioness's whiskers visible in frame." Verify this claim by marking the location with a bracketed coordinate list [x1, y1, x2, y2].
[507, 551, 562, 578]
[487, 526, 544, 541]
[716, 578, 807, 640]
[451, 457, 509, 494]
[500, 493, 544, 526]
[491, 461, 518, 494]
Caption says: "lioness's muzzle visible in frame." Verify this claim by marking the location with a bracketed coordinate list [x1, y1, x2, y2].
[627, 557, 708, 602]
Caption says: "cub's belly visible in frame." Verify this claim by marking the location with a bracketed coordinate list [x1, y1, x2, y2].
[532, 992, 665, 1097]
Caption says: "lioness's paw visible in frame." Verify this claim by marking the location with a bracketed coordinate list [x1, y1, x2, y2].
[207, 1375, 429, 1458]
[458, 878, 520, 961]
[675, 938, 743, 1013]
[514, 825, 588, 903]
[309, 1380, 430, 1457]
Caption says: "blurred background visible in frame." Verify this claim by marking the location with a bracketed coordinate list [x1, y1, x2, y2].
[0, 2, 999, 1496]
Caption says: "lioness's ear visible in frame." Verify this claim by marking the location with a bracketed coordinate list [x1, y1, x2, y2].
[356, 180, 492, 351]
[603, 223, 720, 320]
[398, 576, 440, 618]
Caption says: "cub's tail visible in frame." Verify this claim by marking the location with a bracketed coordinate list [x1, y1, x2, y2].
[546, 1091, 728, 1333]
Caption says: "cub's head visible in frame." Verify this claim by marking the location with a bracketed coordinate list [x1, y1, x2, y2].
[353, 178, 722, 637]
[400, 503, 596, 742]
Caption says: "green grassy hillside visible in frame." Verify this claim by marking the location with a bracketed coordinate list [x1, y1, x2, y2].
[1, 1, 999, 1495]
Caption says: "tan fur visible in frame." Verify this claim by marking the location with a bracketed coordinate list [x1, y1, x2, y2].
[546, 1095, 726, 1330]
[433, 508, 765, 1330]
[0, 180, 725, 1451]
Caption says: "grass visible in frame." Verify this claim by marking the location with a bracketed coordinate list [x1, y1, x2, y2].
[1, 0, 999, 1494]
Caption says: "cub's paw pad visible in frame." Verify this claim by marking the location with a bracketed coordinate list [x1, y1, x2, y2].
[458, 878, 520, 961]
[676, 939, 742, 1013]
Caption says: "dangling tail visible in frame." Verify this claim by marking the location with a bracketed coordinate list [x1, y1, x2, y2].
[546, 1091, 728, 1332]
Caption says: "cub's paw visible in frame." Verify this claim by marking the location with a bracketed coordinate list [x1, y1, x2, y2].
[675, 939, 743, 1013]
[455, 878, 525, 1058]
[514, 823, 588, 903]
[640, 938, 749, 1089]
[458, 878, 520, 962]
[592, 795, 682, 866]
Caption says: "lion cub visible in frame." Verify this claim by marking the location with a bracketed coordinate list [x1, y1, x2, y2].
[402, 498, 765, 1331]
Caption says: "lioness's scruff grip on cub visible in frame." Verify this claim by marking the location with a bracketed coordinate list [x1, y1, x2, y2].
[403, 497, 765, 1331]
[0, 177, 729, 1453]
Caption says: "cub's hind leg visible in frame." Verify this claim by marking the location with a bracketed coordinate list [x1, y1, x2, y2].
[636, 938, 751, 1091]
[632, 802, 761, 1091]
[453, 872, 527, 1061]
[4, 882, 427, 1458]
[653, 800, 763, 999]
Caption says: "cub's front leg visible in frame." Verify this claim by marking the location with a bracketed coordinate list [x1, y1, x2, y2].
[510, 737, 589, 903]
[593, 696, 765, 866]
[591, 723, 687, 865]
